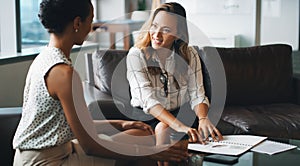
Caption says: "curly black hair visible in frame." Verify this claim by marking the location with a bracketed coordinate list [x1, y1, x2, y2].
[38, 0, 92, 33]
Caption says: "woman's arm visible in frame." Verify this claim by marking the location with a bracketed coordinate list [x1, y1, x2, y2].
[93, 120, 154, 135]
[149, 104, 187, 131]
[194, 103, 223, 141]
[46, 64, 188, 161]
[187, 47, 223, 141]
[187, 47, 210, 110]
[126, 48, 160, 112]
[194, 103, 209, 119]
[46, 63, 126, 158]
[149, 104, 205, 143]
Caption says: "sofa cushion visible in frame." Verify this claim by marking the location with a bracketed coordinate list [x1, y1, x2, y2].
[222, 103, 300, 139]
[92, 49, 129, 94]
[91, 49, 136, 120]
[203, 44, 294, 106]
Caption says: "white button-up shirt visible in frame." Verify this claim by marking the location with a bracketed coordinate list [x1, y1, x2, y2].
[127, 46, 209, 114]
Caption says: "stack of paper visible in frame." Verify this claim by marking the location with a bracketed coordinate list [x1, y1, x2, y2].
[251, 140, 297, 155]
[188, 135, 267, 156]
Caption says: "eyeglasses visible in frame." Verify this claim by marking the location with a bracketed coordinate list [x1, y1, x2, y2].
[160, 72, 168, 97]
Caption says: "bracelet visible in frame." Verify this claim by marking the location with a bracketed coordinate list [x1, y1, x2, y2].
[198, 117, 208, 121]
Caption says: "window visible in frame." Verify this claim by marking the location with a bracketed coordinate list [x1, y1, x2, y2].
[19, 0, 99, 51]
[0, 1, 18, 55]
[20, 0, 49, 50]
[0, 0, 299, 58]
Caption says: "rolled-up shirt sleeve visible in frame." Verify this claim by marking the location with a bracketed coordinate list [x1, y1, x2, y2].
[187, 47, 210, 110]
[126, 47, 161, 114]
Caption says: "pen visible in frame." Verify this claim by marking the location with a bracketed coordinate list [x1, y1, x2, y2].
[211, 144, 226, 148]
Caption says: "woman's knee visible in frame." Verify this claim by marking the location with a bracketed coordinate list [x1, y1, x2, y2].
[155, 122, 169, 134]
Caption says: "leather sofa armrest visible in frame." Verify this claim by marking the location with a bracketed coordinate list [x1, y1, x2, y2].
[82, 81, 130, 120]
[293, 74, 300, 105]
[83, 81, 114, 106]
[0, 107, 22, 166]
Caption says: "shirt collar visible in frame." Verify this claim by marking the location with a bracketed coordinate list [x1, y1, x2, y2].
[152, 49, 175, 63]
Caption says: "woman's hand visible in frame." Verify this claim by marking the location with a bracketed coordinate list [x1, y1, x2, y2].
[148, 144, 189, 162]
[193, 104, 223, 142]
[121, 121, 154, 135]
[177, 119, 223, 144]
[175, 125, 204, 143]
[198, 117, 223, 142]
[185, 127, 204, 143]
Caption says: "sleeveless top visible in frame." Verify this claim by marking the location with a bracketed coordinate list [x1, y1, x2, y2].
[13, 46, 74, 150]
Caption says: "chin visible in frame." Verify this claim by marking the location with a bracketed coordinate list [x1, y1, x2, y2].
[151, 42, 161, 50]
[152, 45, 159, 50]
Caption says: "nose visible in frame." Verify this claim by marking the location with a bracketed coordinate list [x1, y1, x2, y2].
[152, 27, 162, 37]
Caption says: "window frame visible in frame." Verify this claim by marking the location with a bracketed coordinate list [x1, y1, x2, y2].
[0, 0, 18, 55]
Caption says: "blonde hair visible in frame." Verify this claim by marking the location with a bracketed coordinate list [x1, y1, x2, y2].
[135, 2, 190, 73]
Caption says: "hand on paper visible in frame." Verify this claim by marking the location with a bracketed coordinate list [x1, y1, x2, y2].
[197, 118, 223, 142]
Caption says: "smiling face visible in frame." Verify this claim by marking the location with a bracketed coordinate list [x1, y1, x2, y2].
[150, 11, 178, 50]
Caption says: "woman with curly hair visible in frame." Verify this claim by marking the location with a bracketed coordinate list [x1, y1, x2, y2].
[12, 0, 188, 165]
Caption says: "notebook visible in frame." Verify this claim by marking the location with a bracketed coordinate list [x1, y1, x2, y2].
[188, 135, 267, 156]
[251, 140, 297, 155]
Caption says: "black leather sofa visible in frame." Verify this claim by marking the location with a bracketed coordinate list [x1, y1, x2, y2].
[0, 107, 22, 166]
[83, 44, 300, 139]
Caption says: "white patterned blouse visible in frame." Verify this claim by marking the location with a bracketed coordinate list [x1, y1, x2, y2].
[13, 46, 74, 150]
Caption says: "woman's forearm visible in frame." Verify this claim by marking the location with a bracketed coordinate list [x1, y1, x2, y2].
[93, 120, 125, 134]
[149, 104, 188, 131]
[194, 103, 209, 119]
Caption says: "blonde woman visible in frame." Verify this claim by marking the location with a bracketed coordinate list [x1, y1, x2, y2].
[127, 3, 223, 164]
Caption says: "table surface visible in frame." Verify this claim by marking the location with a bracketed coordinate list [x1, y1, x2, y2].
[188, 138, 300, 166]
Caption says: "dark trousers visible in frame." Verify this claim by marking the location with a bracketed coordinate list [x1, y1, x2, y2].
[134, 103, 199, 130]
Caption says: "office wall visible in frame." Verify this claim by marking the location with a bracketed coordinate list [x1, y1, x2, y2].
[96, 0, 126, 20]
[166, 0, 299, 49]
[0, 48, 93, 107]
[0, 60, 32, 107]
[166, 0, 257, 47]
[261, 0, 299, 50]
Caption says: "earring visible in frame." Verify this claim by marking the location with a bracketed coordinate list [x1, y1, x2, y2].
[75, 29, 78, 32]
